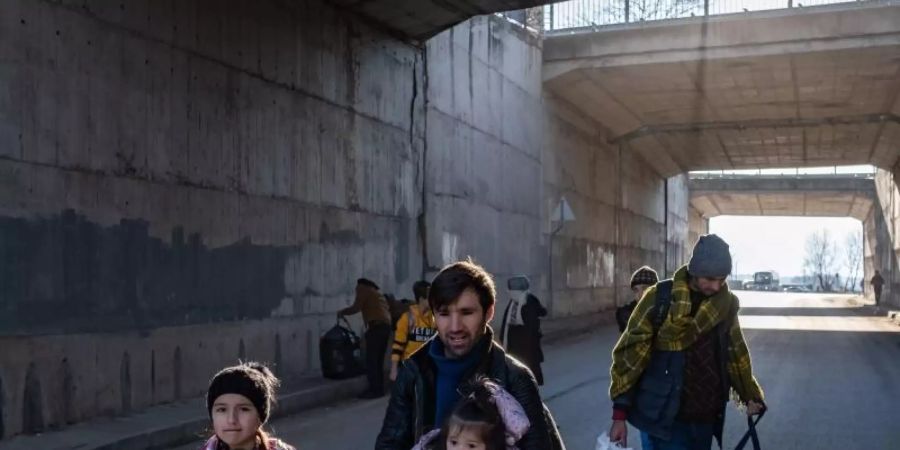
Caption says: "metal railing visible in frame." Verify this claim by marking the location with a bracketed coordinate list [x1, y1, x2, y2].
[544, 0, 886, 32]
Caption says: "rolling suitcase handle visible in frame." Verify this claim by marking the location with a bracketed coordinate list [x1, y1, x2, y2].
[734, 409, 765, 450]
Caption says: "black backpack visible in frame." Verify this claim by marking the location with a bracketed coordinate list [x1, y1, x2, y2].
[319, 318, 364, 379]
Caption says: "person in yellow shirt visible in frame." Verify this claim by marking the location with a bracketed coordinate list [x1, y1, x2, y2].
[390, 281, 436, 381]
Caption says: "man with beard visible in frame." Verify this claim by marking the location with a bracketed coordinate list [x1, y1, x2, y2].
[375, 260, 563, 450]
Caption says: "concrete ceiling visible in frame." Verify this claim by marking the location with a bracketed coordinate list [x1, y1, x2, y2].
[543, 4, 900, 177]
[689, 176, 875, 220]
[328, 0, 548, 40]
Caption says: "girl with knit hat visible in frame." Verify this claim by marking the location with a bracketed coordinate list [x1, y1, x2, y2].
[201, 362, 296, 450]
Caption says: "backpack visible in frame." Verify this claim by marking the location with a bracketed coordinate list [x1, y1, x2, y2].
[386, 293, 411, 328]
[651, 280, 674, 332]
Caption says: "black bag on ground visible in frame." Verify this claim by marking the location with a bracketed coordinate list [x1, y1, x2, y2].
[320, 318, 364, 379]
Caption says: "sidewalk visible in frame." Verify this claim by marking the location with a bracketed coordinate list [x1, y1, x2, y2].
[0, 311, 612, 450]
[0, 375, 367, 450]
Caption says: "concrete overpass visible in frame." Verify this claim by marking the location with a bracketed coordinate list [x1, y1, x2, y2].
[542, 1, 900, 319]
[689, 173, 876, 219]
[329, 0, 548, 39]
[543, 3, 900, 176]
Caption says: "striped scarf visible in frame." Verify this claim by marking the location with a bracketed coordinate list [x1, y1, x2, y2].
[609, 265, 764, 406]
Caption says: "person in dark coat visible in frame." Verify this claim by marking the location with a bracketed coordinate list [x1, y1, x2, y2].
[503, 291, 548, 385]
[871, 270, 885, 306]
[616, 266, 659, 333]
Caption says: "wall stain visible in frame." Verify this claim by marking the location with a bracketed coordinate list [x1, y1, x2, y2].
[0, 209, 287, 335]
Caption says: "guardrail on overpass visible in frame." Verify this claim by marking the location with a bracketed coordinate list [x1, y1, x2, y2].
[544, 0, 897, 31]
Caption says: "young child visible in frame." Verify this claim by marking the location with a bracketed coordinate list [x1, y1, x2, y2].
[390, 280, 436, 382]
[201, 362, 296, 450]
[412, 377, 530, 450]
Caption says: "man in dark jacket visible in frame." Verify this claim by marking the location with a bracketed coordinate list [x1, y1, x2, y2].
[375, 260, 563, 450]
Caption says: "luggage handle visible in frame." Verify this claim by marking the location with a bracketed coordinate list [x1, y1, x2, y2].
[337, 316, 361, 342]
[734, 409, 765, 450]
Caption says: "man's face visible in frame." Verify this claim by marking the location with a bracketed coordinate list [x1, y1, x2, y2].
[632, 284, 651, 301]
[692, 276, 727, 297]
[434, 288, 494, 359]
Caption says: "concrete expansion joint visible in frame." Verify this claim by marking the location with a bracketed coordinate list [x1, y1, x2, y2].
[0, 154, 414, 221]
[612, 113, 900, 144]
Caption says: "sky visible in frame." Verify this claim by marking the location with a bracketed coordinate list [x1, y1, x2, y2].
[709, 216, 862, 278]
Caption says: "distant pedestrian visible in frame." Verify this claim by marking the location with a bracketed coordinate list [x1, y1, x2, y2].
[615, 266, 658, 333]
[338, 278, 392, 399]
[500, 276, 548, 385]
[871, 270, 885, 306]
[201, 362, 295, 450]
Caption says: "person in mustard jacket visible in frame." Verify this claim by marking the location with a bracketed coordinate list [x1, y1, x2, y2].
[390, 280, 436, 381]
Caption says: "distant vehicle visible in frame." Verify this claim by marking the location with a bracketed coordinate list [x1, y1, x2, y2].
[752, 271, 780, 291]
[781, 284, 810, 293]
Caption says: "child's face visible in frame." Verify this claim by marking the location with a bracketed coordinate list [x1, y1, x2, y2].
[446, 428, 487, 450]
[632, 284, 650, 301]
[211, 393, 261, 450]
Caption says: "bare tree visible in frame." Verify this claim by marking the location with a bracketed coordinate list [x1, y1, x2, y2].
[843, 230, 863, 292]
[804, 229, 838, 292]
[563, 0, 704, 29]
[618, 0, 704, 22]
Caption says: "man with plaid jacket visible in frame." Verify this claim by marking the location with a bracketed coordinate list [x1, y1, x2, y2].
[608, 234, 766, 450]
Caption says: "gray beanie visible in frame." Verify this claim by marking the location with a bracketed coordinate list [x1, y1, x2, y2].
[688, 234, 732, 278]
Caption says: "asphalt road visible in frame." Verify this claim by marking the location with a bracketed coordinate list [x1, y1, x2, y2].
[173, 292, 900, 450]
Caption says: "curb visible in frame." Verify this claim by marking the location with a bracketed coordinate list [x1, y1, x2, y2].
[136, 376, 368, 450]
[3, 376, 367, 450]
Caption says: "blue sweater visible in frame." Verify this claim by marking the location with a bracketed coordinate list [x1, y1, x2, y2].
[428, 337, 486, 426]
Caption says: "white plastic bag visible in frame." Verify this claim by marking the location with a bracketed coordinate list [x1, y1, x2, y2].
[595, 432, 633, 450]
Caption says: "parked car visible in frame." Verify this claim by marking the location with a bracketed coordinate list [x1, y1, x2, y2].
[781, 284, 811, 293]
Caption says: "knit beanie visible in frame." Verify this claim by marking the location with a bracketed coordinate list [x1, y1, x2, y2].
[688, 234, 733, 278]
[207, 362, 279, 423]
[630, 266, 659, 287]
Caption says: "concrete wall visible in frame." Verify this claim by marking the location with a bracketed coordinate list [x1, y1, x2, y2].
[0, 1, 683, 438]
[0, 0, 425, 437]
[541, 112, 680, 313]
[867, 168, 900, 308]
[688, 205, 709, 251]
[423, 17, 686, 319]
[666, 174, 691, 278]
[422, 16, 544, 320]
